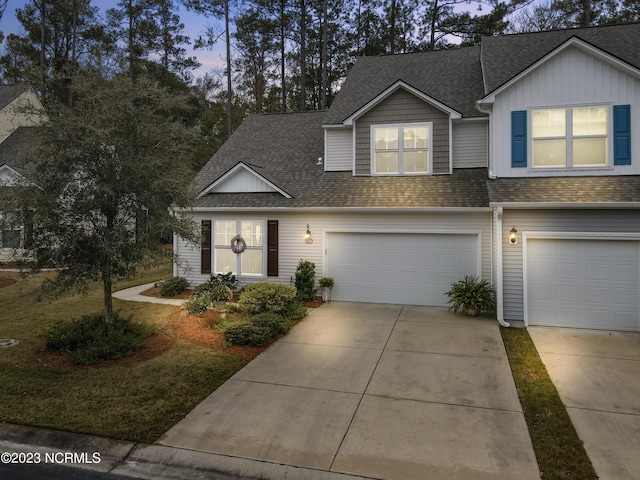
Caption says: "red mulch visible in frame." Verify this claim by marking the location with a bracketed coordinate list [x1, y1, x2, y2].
[0, 277, 17, 288]
[34, 332, 176, 369]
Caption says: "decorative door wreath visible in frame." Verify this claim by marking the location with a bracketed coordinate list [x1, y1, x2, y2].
[230, 235, 247, 254]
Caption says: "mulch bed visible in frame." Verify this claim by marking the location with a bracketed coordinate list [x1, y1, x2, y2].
[0, 277, 17, 288]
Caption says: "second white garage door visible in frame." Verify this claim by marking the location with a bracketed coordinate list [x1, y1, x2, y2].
[526, 239, 640, 331]
[325, 232, 479, 306]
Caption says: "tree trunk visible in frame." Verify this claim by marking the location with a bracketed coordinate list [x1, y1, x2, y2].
[225, 0, 233, 137]
[128, 0, 135, 83]
[320, 0, 328, 109]
[103, 270, 113, 325]
[39, 0, 46, 92]
[280, 0, 287, 112]
[299, 0, 306, 111]
[390, 0, 396, 54]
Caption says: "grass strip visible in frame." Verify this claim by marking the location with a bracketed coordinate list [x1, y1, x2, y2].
[501, 327, 598, 480]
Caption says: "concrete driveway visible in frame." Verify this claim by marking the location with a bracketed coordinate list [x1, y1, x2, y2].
[158, 303, 539, 480]
[529, 327, 640, 480]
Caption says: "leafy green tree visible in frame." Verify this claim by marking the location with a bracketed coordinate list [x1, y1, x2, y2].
[13, 73, 200, 324]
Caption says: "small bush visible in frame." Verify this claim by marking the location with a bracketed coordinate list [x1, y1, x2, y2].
[194, 273, 239, 296]
[294, 260, 316, 302]
[211, 284, 233, 302]
[249, 312, 292, 335]
[238, 282, 297, 313]
[42, 313, 154, 365]
[282, 301, 308, 321]
[223, 320, 273, 347]
[185, 291, 211, 316]
[159, 276, 189, 297]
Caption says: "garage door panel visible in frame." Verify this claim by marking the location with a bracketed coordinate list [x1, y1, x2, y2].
[326, 233, 478, 307]
[527, 239, 639, 331]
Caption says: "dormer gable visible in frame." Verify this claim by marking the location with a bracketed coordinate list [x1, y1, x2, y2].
[0, 164, 23, 186]
[199, 162, 292, 198]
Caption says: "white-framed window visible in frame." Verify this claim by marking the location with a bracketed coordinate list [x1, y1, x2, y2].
[532, 106, 608, 168]
[213, 220, 264, 276]
[1, 229, 21, 249]
[372, 122, 431, 175]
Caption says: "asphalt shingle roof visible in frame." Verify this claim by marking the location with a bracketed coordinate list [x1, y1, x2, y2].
[0, 85, 27, 111]
[195, 111, 489, 209]
[324, 46, 485, 122]
[0, 127, 36, 173]
[487, 176, 640, 204]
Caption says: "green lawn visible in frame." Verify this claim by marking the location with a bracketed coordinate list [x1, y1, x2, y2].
[0, 266, 248, 443]
[501, 327, 598, 480]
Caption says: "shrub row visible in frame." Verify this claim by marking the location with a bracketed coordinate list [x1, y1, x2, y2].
[43, 313, 154, 365]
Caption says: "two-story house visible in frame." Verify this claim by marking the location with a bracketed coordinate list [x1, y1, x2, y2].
[174, 23, 640, 332]
[0, 85, 45, 258]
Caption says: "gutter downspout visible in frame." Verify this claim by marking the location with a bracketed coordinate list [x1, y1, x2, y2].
[494, 206, 510, 327]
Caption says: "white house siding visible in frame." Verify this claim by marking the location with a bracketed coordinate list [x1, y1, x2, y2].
[0, 91, 44, 143]
[212, 169, 278, 193]
[324, 128, 353, 171]
[452, 120, 488, 169]
[501, 209, 640, 321]
[491, 45, 640, 177]
[176, 210, 492, 297]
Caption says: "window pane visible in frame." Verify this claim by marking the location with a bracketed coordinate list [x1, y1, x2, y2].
[404, 151, 428, 173]
[2, 230, 20, 249]
[374, 128, 398, 150]
[214, 248, 236, 274]
[574, 138, 607, 166]
[532, 109, 566, 138]
[241, 249, 263, 276]
[214, 221, 236, 246]
[403, 127, 429, 149]
[573, 107, 607, 136]
[533, 139, 566, 167]
[241, 221, 263, 247]
[375, 152, 399, 173]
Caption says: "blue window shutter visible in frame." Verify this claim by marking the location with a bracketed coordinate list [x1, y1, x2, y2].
[511, 111, 527, 168]
[614, 105, 631, 166]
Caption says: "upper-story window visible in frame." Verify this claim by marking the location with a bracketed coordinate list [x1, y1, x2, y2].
[372, 123, 431, 175]
[532, 106, 608, 168]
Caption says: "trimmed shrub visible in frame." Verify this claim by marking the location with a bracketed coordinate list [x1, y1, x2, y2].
[211, 284, 233, 303]
[194, 273, 238, 295]
[249, 312, 292, 336]
[238, 282, 297, 313]
[282, 301, 308, 321]
[294, 260, 316, 302]
[185, 291, 211, 316]
[42, 313, 154, 365]
[223, 320, 272, 347]
[159, 276, 189, 297]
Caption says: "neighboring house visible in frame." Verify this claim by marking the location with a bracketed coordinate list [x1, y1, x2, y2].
[0, 85, 45, 258]
[174, 23, 640, 332]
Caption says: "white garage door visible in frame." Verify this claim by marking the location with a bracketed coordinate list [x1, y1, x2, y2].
[325, 232, 479, 306]
[526, 239, 639, 331]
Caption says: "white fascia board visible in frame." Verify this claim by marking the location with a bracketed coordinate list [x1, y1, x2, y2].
[342, 81, 462, 125]
[478, 37, 640, 106]
[174, 206, 493, 213]
[0, 164, 26, 184]
[199, 162, 292, 199]
[490, 202, 640, 209]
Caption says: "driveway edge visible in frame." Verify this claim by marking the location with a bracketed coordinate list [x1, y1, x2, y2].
[0, 423, 378, 480]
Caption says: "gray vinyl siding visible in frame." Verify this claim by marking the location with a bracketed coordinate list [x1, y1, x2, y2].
[452, 120, 488, 168]
[502, 209, 640, 321]
[355, 89, 450, 175]
[324, 128, 353, 171]
[176, 210, 492, 290]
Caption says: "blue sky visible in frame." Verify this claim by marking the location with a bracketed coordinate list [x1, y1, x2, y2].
[1, 0, 226, 78]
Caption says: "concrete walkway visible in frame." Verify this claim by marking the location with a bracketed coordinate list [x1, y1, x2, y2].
[529, 327, 640, 480]
[158, 303, 540, 480]
[112, 282, 184, 306]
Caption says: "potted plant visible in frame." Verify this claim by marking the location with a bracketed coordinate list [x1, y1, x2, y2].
[319, 277, 334, 303]
[445, 275, 496, 316]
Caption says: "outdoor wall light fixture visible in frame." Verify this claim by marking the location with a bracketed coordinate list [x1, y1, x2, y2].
[304, 224, 313, 244]
[509, 226, 518, 245]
